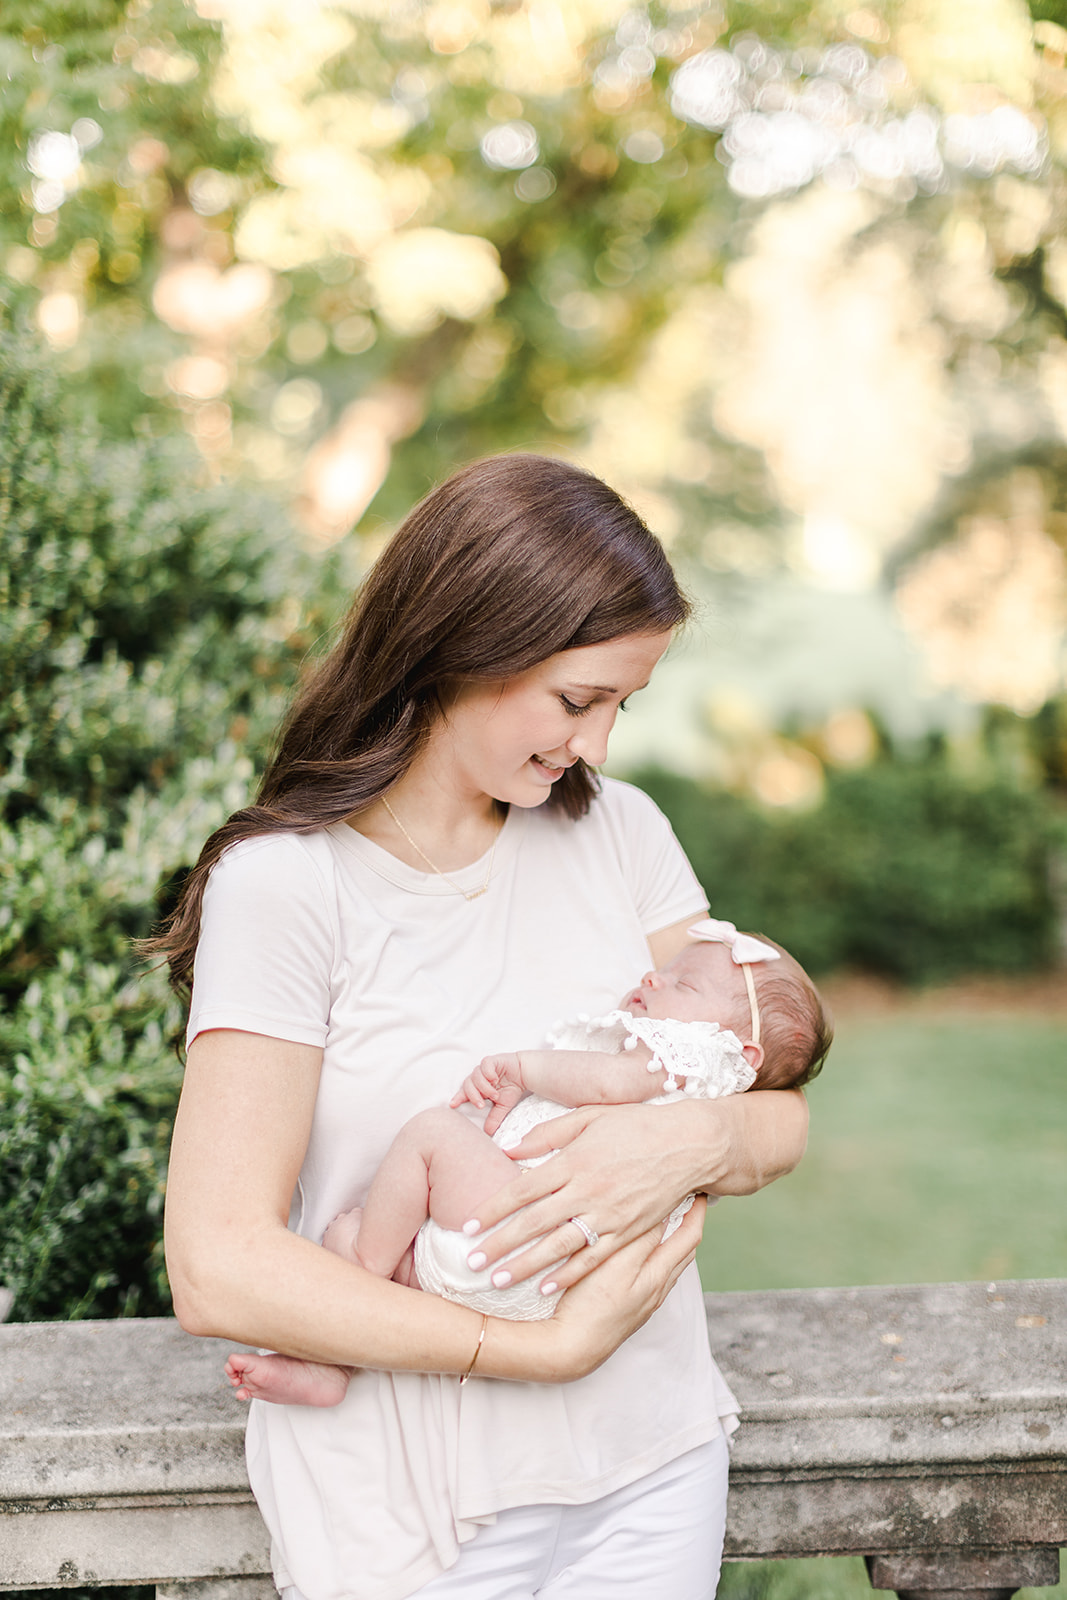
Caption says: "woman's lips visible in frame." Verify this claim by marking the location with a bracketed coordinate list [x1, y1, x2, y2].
[531, 755, 566, 778]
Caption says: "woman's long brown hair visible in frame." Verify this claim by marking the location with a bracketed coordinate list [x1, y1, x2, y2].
[148, 453, 690, 994]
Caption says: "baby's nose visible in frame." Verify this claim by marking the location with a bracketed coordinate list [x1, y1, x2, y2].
[641, 970, 662, 989]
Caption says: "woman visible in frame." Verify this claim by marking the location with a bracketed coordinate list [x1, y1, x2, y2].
[161, 455, 807, 1600]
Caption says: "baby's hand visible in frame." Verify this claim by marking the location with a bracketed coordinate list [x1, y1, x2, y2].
[450, 1053, 527, 1136]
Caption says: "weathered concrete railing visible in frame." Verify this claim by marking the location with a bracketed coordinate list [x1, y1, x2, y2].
[2, 1280, 1064, 1600]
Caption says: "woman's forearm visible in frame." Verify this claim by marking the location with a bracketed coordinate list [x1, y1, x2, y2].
[684, 1086, 809, 1196]
[166, 1185, 703, 1387]
[168, 1207, 576, 1382]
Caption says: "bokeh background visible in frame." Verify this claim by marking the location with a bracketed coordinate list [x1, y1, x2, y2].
[2, 2, 1066, 1593]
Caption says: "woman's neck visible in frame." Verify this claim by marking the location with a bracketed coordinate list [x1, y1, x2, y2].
[346, 751, 503, 873]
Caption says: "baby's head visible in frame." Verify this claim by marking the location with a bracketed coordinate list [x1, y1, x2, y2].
[623, 920, 832, 1091]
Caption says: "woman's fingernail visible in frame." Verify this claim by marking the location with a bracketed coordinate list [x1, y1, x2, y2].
[462, 1219, 481, 1236]
[467, 1251, 487, 1270]
[492, 1269, 512, 1288]
[498, 1133, 520, 1151]
[540, 1281, 558, 1296]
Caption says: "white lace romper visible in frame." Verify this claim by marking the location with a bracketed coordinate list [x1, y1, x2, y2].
[413, 1010, 757, 1320]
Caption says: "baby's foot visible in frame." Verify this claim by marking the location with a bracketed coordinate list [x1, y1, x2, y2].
[322, 1206, 364, 1262]
[225, 1351, 352, 1408]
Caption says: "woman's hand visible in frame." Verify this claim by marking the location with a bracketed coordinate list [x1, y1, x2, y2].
[499, 1196, 707, 1384]
[462, 1101, 700, 1294]
[462, 1090, 807, 1293]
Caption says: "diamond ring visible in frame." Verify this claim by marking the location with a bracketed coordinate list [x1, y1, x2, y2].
[569, 1216, 599, 1249]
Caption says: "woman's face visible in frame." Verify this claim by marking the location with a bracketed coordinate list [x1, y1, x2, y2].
[439, 631, 673, 808]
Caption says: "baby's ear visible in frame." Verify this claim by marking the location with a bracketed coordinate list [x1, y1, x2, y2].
[741, 1041, 764, 1077]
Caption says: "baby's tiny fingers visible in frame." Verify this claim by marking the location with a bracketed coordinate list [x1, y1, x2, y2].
[484, 1103, 508, 1136]
[474, 1067, 503, 1099]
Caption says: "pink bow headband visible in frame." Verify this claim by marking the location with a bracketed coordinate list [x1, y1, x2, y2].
[688, 919, 780, 1045]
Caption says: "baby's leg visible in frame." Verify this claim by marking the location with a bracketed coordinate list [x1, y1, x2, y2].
[354, 1106, 517, 1276]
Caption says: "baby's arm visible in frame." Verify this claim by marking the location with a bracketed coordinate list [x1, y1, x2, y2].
[453, 1046, 668, 1133]
[512, 1047, 668, 1109]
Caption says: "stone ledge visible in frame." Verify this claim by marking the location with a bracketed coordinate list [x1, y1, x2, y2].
[0, 1280, 1064, 1590]
[706, 1280, 1067, 1472]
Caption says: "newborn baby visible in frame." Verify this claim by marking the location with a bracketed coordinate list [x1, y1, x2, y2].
[226, 919, 831, 1407]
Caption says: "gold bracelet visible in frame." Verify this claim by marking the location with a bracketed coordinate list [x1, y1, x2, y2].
[459, 1313, 488, 1386]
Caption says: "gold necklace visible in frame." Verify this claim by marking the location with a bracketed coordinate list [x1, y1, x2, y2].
[380, 797, 502, 901]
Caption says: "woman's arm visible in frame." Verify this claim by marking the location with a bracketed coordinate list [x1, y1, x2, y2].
[165, 1028, 704, 1382]
[647, 913, 702, 967]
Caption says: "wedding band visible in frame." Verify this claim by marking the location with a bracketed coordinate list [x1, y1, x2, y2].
[569, 1216, 599, 1249]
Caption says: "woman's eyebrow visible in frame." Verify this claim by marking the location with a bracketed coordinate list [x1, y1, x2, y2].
[566, 679, 653, 694]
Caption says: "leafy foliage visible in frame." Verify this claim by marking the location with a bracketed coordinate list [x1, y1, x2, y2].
[0, 336, 328, 1319]
[5, 0, 1066, 573]
[0, 0, 264, 433]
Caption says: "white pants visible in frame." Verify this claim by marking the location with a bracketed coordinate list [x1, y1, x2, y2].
[412, 1436, 729, 1599]
[281, 1436, 729, 1600]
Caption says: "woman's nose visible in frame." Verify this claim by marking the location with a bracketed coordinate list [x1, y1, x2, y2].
[566, 709, 614, 767]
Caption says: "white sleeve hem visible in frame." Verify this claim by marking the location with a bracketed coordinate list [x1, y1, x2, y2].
[641, 895, 709, 938]
[186, 1006, 328, 1051]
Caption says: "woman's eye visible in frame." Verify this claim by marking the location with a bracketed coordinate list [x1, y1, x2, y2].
[560, 695, 592, 716]
[618, 698, 629, 713]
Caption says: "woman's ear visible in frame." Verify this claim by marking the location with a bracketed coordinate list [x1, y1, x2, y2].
[741, 1040, 764, 1076]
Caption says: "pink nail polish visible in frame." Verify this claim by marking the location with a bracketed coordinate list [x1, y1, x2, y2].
[467, 1251, 487, 1270]
[462, 1220, 481, 1236]
[492, 1269, 512, 1288]
[540, 1281, 558, 1296]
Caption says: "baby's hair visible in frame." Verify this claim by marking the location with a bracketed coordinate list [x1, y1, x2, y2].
[744, 936, 833, 1091]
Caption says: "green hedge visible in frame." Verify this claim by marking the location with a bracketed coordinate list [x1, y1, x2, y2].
[0, 336, 332, 1319]
[634, 761, 1065, 983]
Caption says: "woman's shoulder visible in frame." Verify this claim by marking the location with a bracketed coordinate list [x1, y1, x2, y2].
[585, 776, 674, 837]
[207, 827, 343, 912]
[569, 777, 705, 931]
[216, 827, 338, 868]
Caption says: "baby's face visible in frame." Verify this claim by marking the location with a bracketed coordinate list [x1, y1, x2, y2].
[622, 943, 750, 1036]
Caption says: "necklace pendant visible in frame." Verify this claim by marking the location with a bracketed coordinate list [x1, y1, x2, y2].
[463, 885, 489, 901]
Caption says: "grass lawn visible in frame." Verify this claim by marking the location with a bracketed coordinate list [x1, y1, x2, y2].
[700, 979, 1067, 1600]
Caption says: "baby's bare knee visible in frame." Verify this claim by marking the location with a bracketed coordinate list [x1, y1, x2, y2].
[397, 1105, 467, 1155]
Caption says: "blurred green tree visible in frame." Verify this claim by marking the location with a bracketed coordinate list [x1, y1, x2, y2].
[4, 0, 1065, 580]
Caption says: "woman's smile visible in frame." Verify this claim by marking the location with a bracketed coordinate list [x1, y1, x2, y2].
[530, 753, 572, 781]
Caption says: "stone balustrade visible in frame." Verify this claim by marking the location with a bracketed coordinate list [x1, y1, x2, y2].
[2, 1280, 1064, 1600]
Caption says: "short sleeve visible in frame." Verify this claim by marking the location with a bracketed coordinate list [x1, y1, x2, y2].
[598, 779, 708, 935]
[186, 833, 338, 1051]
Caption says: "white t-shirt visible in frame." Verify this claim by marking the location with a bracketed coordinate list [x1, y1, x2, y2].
[187, 778, 740, 1600]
